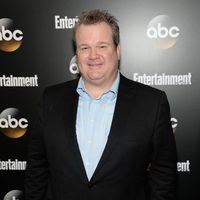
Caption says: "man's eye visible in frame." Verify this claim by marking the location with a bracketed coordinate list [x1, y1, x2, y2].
[81, 47, 88, 51]
[79, 46, 89, 52]
[99, 45, 107, 49]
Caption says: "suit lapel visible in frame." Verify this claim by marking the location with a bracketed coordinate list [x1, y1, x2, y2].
[90, 75, 136, 182]
[62, 80, 89, 183]
[60, 75, 137, 184]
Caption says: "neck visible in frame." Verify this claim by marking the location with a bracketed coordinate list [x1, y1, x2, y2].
[86, 86, 106, 99]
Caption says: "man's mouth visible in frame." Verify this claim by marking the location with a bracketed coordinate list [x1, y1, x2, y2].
[88, 63, 103, 67]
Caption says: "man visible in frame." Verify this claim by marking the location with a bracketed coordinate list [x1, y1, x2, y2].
[25, 9, 177, 200]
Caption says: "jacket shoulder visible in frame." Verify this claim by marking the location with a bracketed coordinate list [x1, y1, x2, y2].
[120, 74, 165, 97]
[44, 78, 78, 96]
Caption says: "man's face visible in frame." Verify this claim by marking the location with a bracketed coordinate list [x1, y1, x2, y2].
[76, 22, 120, 88]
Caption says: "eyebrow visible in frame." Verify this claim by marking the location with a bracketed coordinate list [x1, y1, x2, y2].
[97, 41, 113, 46]
[77, 42, 111, 48]
[77, 44, 89, 48]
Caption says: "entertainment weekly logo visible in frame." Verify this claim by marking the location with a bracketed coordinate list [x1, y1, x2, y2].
[0, 75, 39, 87]
[177, 160, 190, 172]
[0, 159, 26, 170]
[0, 18, 23, 52]
[146, 15, 180, 49]
[55, 15, 78, 29]
[133, 73, 192, 86]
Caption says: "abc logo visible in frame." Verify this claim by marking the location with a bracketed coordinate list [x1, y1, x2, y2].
[147, 15, 180, 49]
[69, 55, 79, 74]
[171, 117, 178, 134]
[0, 108, 28, 138]
[3, 190, 23, 200]
[0, 18, 23, 52]
[147, 23, 179, 39]
[0, 26, 23, 41]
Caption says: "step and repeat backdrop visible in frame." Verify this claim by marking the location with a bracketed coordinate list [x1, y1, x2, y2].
[1, 0, 200, 199]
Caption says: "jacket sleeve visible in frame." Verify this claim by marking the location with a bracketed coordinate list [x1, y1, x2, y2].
[24, 90, 49, 199]
[148, 92, 178, 200]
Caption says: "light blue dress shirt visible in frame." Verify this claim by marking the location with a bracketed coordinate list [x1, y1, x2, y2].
[76, 72, 120, 180]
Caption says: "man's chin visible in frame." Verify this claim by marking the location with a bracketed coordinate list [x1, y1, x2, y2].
[87, 76, 105, 85]
[88, 72, 104, 81]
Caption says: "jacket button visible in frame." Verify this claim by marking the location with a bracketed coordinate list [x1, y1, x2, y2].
[88, 183, 96, 188]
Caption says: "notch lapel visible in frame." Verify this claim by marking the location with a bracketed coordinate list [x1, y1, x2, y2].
[90, 75, 136, 182]
[62, 80, 89, 183]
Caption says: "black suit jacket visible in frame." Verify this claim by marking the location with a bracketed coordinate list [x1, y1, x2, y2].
[25, 74, 177, 200]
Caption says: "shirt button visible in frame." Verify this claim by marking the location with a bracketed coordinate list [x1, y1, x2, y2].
[88, 140, 92, 144]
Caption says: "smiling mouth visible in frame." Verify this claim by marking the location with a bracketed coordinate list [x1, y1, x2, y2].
[88, 63, 103, 67]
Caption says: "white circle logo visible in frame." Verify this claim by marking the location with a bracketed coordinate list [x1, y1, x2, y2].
[0, 108, 28, 138]
[3, 190, 23, 200]
[171, 117, 178, 134]
[0, 18, 23, 52]
[69, 55, 79, 74]
[147, 15, 180, 49]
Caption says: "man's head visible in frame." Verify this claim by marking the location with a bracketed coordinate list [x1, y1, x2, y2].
[74, 10, 121, 92]
[73, 9, 120, 48]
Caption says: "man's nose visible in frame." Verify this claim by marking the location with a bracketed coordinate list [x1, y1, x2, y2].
[89, 47, 98, 59]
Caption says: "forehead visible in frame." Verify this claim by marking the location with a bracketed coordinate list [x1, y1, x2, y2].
[75, 22, 113, 43]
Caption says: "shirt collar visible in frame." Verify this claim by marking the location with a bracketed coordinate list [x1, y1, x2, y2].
[77, 71, 120, 100]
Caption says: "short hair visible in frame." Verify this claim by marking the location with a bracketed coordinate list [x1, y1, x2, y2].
[73, 9, 120, 48]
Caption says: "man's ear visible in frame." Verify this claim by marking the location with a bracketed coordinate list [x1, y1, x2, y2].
[117, 44, 121, 60]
